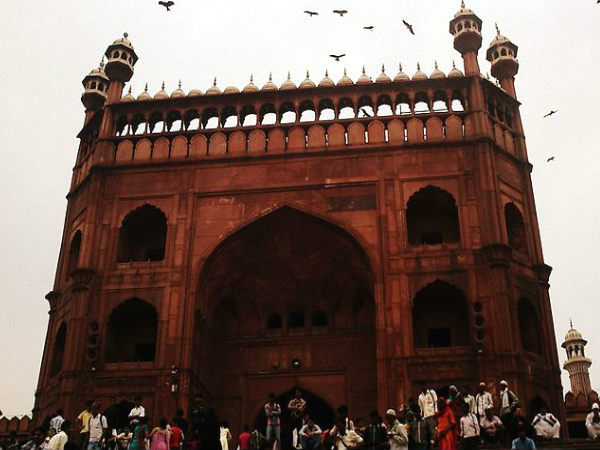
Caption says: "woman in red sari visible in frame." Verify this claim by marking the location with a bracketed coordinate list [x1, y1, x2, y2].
[436, 397, 458, 450]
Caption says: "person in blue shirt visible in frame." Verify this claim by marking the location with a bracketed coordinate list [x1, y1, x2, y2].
[511, 428, 536, 450]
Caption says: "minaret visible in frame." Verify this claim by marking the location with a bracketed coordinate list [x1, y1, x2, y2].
[449, 1, 483, 76]
[103, 32, 138, 104]
[486, 23, 519, 98]
[562, 322, 593, 396]
[81, 59, 109, 123]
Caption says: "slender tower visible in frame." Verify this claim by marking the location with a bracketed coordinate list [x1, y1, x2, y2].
[562, 323, 593, 396]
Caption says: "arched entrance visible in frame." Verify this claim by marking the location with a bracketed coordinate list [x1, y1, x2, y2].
[195, 206, 377, 433]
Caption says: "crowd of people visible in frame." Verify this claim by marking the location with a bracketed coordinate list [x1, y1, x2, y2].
[3, 383, 600, 450]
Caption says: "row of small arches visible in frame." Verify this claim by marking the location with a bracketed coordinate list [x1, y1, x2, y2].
[110, 117, 471, 164]
[114, 90, 467, 136]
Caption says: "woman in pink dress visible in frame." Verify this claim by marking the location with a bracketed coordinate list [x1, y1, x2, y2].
[149, 418, 170, 450]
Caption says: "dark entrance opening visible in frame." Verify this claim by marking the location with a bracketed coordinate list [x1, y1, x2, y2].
[253, 389, 336, 446]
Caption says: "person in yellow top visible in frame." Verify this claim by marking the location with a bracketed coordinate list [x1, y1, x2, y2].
[77, 401, 94, 450]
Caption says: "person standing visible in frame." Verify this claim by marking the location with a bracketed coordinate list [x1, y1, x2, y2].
[128, 398, 146, 429]
[531, 406, 560, 440]
[288, 389, 307, 449]
[149, 419, 170, 450]
[238, 426, 252, 450]
[169, 418, 184, 450]
[474, 383, 493, 419]
[219, 421, 232, 450]
[417, 385, 437, 448]
[330, 418, 363, 450]
[264, 394, 281, 450]
[336, 406, 355, 431]
[116, 427, 133, 450]
[405, 410, 427, 450]
[362, 411, 388, 450]
[385, 409, 408, 450]
[23, 427, 50, 450]
[435, 399, 457, 450]
[47, 421, 71, 450]
[448, 386, 466, 422]
[586, 403, 600, 440]
[77, 401, 93, 450]
[499, 381, 519, 442]
[458, 404, 479, 450]
[298, 415, 322, 450]
[49, 410, 65, 434]
[87, 403, 108, 450]
[129, 417, 149, 450]
[461, 387, 476, 416]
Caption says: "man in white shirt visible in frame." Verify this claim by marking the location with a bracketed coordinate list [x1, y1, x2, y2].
[49, 410, 65, 433]
[47, 421, 71, 450]
[459, 404, 480, 450]
[586, 403, 600, 440]
[532, 406, 560, 440]
[385, 409, 408, 450]
[461, 386, 476, 415]
[88, 403, 108, 450]
[417, 384, 437, 447]
[128, 397, 145, 428]
[298, 415, 322, 450]
[331, 418, 363, 450]
[475, 382, 493, 418]
[480, 408, 504, 445]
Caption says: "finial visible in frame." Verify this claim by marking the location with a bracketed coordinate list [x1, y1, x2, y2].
[452, 60, 456, 69]
[381, 64, 385, 73]
[250, 74, 254, 83]
[495, 23, 501, 36]
[461, 0, 465, 8]
[178, 80, 182, 89]
[144, 83, 148, 92]
[213, 77, 217, 86]
[570, 318, 574, 329]
[99, 56, 105, 69]
[269, 72, 273, 81]
[434, 60, 439, 69]
[287, 71, 291, 80]
[362, 65, 366, 75]
[123, 32, 129, 39]
[161, 81, 165, 90]
[399, 62, 403, 71]
[343, 67, 348, 76]
[417, 62, 421, 71]
[325, 69, 329, 77]
[127, 86, 132, 94]
[306, 70, 310, 78]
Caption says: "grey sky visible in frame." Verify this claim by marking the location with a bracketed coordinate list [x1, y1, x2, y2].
[1, 0, 599, 416]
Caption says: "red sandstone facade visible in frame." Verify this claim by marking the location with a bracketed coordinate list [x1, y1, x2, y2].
[33, 4, 565, 432]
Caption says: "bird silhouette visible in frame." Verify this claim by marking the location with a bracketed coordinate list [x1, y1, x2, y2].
[403, 19, 415, 35]
[304, 10, 318, 17]
[543, 110, 558, 118]
[158, 1, 174, 11]
[360, 108, 372, 118]
[363, 26, 375, 31]
[547, 156, 555, 162]
[329, 54, 346, 61]
[333, 9, 348, 17]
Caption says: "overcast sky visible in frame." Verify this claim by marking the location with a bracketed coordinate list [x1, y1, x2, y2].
[1, 0, 599, 416]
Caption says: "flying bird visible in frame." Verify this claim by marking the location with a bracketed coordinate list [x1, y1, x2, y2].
[547, 156, 555, 162]
[329, 54, 346, 61]
[304, 10, 318, 17]
[402, 19, 415, 35]
[363, 26, 375, 31]
[360, 108, 372, 118]
[333, 9, 348, 17]
[158, 1, 174, 11]
[543, 110, 558, 118]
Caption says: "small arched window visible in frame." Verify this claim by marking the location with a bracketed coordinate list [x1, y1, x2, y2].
[117, 205, 167, 262]
[288, 311, 305, 328]
[50, 323, 67, 377]
[406, 186, 461, 245]
[267, 313, 282, 329]
[504, 203, 527, 251]
[105, 298, 158, 362]
[66, 230, 82, 278]
[311, 310, 328, 327]
[518, 298, 542, 354]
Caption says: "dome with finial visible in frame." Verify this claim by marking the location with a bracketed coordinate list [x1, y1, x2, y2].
[430, 61, 446, 79]
[337, 68, 354, 86]
[171, 80, 185, 98]
[564, 320, 585, 343]
[86, 58, 109, 81]
[122, 86, 135, 102]
[154, 81, 169, 100]
[243, 75, 259, 93]
[357, 66, 372, 85]
[262, 73, 278, 91]
[318, 70, 334, 88]
[412, 63, 428, 81]
[393, 63, 409, 82]
[188, 88, 203, 97]
[206, 78, 222, 95]
[299, 71, 316, 89]
[137, 83, 152, 101]
[486, 23, 519, 61]
[112, 32, 134, 50]
[453, 0, 475, 19]
[376, 64, 391, 83]
[448, 60, 464, 78]
[224, 85, 240, 94]
[280, 72, 297, 90]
